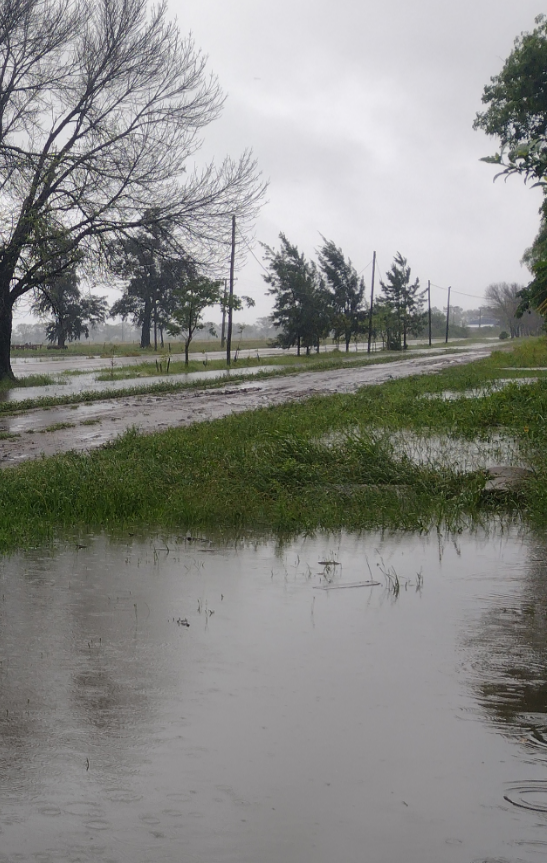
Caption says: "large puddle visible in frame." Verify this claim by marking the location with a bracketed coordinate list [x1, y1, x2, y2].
[2, 526, 547, 862]
[1, 364, 280, 402]
[5, 341, 498, 402]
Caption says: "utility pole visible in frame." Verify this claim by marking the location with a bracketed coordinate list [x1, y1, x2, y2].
[367, 251, 376, 354]
[220, 279, 227, 348]
[427, 280, 432, 347]
[226, 215, 236, 366]
[445, 285, 451, 344]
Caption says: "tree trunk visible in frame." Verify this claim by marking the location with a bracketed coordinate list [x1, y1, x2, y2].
[140, 299, 152, 348]
[0, 296, 15, 380]
[185, 338, 190, 366]
[57, 324, 67, 349]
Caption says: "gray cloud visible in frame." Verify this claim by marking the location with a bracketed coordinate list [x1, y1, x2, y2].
[174, 1, 546, 313]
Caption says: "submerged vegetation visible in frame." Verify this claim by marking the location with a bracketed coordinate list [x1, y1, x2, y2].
[1, 338, 547, 550]
[0, 345, 461, 417]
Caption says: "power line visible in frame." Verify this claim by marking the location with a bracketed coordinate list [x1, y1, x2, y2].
[430, 282, 487, 302]
[236, 232, 489, 306]
[451, 289, 487, 302]
[235, 226, 269, 275]
[358, 258, 374, 276]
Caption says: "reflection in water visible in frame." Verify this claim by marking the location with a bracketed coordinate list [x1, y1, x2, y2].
[461, 531, 547, 863]
[465, 535, 547, 742]
[1, 528, 547, 862]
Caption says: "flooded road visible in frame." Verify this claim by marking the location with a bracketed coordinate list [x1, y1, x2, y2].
[0, 347, 493, 466]
[1, 526, 546, 862]
[9, 339, 499, 380]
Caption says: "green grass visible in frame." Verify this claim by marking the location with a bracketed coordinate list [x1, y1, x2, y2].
[0, 373, 58, 390]
[0, 347, 463, 419]
[40, 422, 76, 433]
[2, 338, 547, 550]
[0, 411, 478, 550]
[91, 346, 432, 381]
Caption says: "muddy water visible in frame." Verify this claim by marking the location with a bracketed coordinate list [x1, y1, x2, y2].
[2, 527, 547, 862]
[0, 349, 496, 467]
[1, 365, 279, 402]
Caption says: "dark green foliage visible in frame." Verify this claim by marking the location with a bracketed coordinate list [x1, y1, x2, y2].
[474, 16, 547, 320]
[110, 224, 196, 349]
[166, 275, 222, 364]
[263, 234, 333, 355]
[517, 260, 547, 318]
[32, 267, 108, 348]
[474, 15, 547, 187]
[317, 239, 367, 351]
[379, 253, 425, 350]
[475, 16, 547, 157]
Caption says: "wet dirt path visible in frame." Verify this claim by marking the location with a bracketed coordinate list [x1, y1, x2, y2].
[0, 347, 493, 466]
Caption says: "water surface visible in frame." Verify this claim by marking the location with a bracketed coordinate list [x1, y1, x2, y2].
[1, 527, 547, 862]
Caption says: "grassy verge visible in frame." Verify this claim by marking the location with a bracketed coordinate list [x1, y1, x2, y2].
[1, 338, 547, 550]
[91, 347, 451, 381]
[0, 373, 58, 391]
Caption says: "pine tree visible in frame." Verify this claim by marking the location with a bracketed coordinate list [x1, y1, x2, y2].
[317, 239, 367, 351]
[263, 235, 333, 355]
[379, 253, 424, 350]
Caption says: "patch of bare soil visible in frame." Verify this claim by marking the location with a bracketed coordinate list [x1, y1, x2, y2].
[0, 348, 493, 467]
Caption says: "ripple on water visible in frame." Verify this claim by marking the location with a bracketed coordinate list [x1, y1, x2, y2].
[104, 787, 143, 804]
[38, 806, 62, 817]
[84, 819, 110, 831]
[139, 813, 161, 825]
[504, 781, 547, 811]
[64, 800, 103, 818]
[471, 858, 516, 862]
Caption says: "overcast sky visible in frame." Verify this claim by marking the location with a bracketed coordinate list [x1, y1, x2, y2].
[168, 0, 546, 318]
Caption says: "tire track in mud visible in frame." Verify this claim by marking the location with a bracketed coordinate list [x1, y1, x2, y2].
[0, 348, 493, 467]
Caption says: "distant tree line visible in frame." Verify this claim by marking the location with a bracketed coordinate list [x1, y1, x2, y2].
[263, 235, 426, 353]
[30, 233, 545, 354]
[27, 219, 254, 362]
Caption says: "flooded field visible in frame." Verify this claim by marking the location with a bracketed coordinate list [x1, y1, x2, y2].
[2, 526, 547, 862]
[0, 365, 280, 402]
[0, 348, 495, 467]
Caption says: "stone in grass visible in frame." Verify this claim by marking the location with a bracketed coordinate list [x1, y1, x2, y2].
[483, 466, 534, 494]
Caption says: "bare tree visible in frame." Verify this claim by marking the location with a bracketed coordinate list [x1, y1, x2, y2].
[0, 0, 265, 379]
[484, 282, 543, 337]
